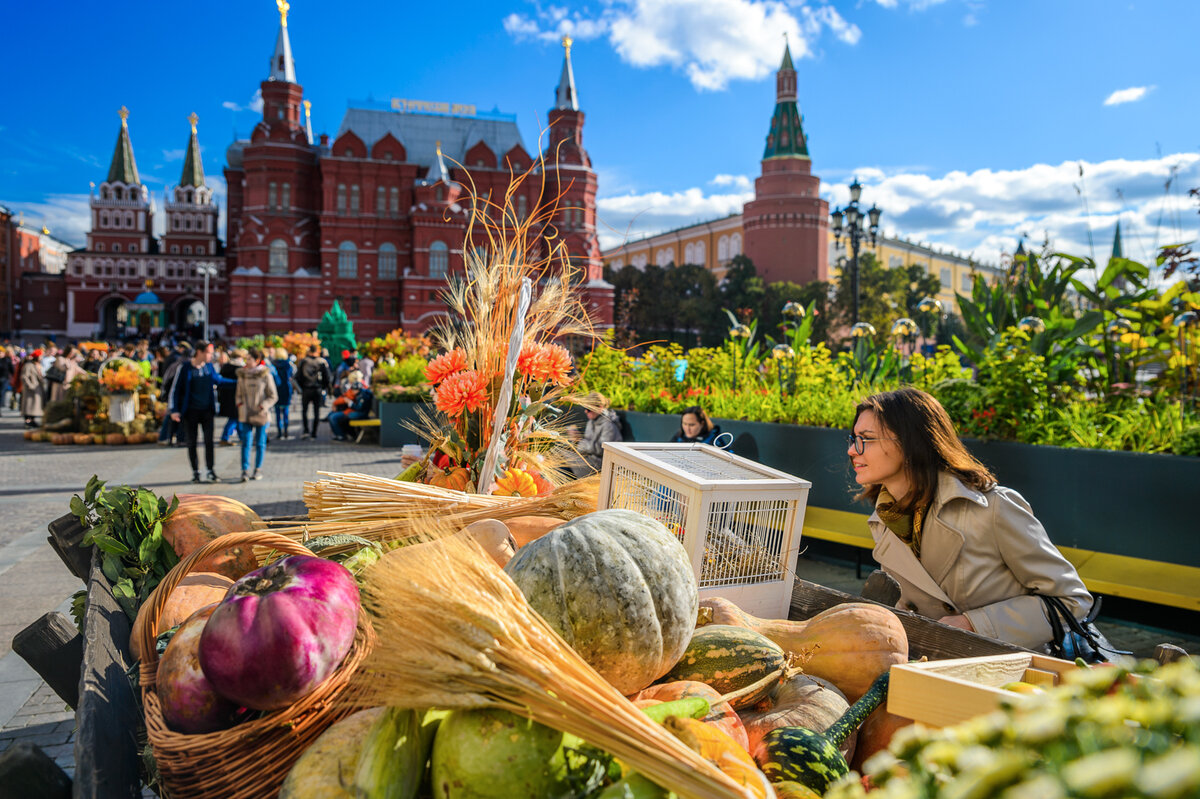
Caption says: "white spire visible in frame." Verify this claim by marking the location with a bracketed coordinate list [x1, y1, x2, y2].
[269, 0, 297, 83]
[555, 35, 579, 111]
[303, 100, 314, 144]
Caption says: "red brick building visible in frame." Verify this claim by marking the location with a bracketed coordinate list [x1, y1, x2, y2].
[223, 10, 611, 338]
[1, 208, 76, 339]
[63, 109, 224, 339]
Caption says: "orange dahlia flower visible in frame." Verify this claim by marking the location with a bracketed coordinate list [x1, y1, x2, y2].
[435, 370, 489, 416]
[523, 343, 573, 385]
[492, 468, 539, 497]
[425, 348, 467, 385]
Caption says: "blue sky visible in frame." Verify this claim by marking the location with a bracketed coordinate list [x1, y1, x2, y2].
[2, 0, 1198, 267]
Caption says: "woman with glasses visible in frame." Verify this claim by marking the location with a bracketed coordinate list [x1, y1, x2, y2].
[849, 387, 1090, 650]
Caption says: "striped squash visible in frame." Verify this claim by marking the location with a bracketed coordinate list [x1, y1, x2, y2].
[660, 625, 785, 709]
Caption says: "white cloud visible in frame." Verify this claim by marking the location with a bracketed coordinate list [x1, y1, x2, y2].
[162, 148, 185, 162]
[5, 194, 91, 248]
[222, 89, 263, 113]
[504, 0, 861, 91]
[597, 154, 1200, 267]
[710, 173, 752, 189]
[1104, 86, 1152, 106]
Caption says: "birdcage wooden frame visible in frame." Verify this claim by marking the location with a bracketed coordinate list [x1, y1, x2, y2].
[597, 442, 811, 618]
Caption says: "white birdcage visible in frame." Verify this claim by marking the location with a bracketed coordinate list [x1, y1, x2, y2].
[597, 442, 811, 618]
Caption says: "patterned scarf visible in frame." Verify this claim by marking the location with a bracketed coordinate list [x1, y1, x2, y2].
[876, 487, 926, 558]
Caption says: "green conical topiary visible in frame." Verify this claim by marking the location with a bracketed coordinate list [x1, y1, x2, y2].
[316, 300, 357, 359]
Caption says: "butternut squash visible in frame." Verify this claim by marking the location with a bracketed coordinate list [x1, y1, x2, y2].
[699, 597, 907, 701]
[663, 716, 772, 799]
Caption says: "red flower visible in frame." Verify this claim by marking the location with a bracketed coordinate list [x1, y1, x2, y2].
[435, 370, 490, 416]
[426, 348, 467, 385]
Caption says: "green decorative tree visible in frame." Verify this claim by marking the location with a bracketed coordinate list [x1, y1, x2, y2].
[316, 300, 357, 359]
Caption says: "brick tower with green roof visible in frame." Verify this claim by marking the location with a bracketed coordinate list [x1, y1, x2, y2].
[162, 113, 220, 261]
[86, 107, 154, 258]
[741, 43, 829, 284]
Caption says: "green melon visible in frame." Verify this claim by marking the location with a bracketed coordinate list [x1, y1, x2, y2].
[504, 509, 698, 694]
[661, 624, 786, 708]
[430, 708, 570, 799]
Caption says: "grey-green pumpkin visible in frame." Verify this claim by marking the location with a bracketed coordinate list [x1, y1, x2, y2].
[503, 509, 699, 694]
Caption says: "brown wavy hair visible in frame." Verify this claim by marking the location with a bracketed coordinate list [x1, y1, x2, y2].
[854, 387, 995, 513]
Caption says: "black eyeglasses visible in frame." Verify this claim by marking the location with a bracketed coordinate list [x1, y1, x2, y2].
[846, 433, 896, 455]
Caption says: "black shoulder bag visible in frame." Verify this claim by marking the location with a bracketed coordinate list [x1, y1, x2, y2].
[1039, 594, 1131, 664]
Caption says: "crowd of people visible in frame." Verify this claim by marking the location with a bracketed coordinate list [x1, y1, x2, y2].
[3, 337, 375, 483]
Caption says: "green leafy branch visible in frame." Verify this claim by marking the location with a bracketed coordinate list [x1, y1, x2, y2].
[69, 475, 180, 623]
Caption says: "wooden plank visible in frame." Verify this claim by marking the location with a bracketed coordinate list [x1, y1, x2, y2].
[74, 549, 143, 799]
[789, 578, 1030, 661]
[46, 513, 92, 582]
[11, 612, 82, 709]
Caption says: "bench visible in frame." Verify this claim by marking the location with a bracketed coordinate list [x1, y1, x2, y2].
[801, 505, 1200, 612]
[348, 417, 381, 444]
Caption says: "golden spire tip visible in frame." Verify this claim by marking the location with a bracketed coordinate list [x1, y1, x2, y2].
[119, 106, 129, 124]
[188, 112, 199, 133]
[562, 34, 573, 54]
[277, 0, 289, 26]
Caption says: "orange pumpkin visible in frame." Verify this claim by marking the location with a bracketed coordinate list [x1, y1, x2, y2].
[74, 433, 94, 445]
[105, 433, 126, 445]
[93, 434, 106, 445]
[505, 515, 563, 548]
[850, 705, 915, 772]
[130, 571, 234, 661]
[23, 430, 34, 441]
[700, 597, 908, 701]
[427, 466, 471, 492]
[632, 680, 748, 751]
[663, 715, 772, 799]
[162, 495, 262, 579]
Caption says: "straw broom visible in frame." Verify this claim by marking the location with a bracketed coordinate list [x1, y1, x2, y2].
[349, 526, 753, 799]
[301, 471, 599, 524]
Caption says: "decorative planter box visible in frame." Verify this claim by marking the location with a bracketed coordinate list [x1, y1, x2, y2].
[377, 401, 430, 448]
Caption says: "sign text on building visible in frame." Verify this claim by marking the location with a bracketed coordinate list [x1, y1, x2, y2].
[390, 98, 476, 116]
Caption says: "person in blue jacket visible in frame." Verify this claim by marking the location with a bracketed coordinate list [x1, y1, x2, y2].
[328, 371, 373, 441]
[170, 341, 237, 483]
[670, 405, 722, 444]
[271, 347, 295, 439]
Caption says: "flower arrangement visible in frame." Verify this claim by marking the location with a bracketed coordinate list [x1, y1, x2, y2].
[98, 359, 143, 394]
[281, 331, 320, 358]
[360, 329, 431, 361]
[412, 168, 597, 494]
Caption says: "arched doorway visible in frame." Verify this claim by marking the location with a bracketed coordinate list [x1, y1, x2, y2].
[175, 297, 205, 338]
[99, 297, 128, 340]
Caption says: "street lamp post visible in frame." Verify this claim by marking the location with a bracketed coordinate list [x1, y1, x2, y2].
[196, 263, 218, 341]
[830, 179, 882, 325]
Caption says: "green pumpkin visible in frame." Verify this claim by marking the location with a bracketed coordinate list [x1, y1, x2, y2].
[504, 509, 699, 694]
[430, 708, 570, 799]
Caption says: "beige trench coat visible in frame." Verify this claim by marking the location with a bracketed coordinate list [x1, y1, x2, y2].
[868, 471, 1092, 650]
[235, 364, 278, 427]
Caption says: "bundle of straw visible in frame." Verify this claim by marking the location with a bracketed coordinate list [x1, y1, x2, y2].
[302, 471, 598, 524]
[349, 525, 752, 799]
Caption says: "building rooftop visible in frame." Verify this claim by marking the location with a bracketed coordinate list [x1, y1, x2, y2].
[336, 107, 526, 172]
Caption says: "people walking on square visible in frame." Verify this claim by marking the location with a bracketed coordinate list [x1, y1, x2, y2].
[0, 347, 14, 416]
[158, 341, 191, 446]
[217, 349, 244, 446]
[851, 387, 1092, 650]
[236, 347, 278, 482]
[170, 341, 235, 483]
[295, 345, 332, 439]
[20, 350, 46, 427]
[328, 370, 372, 441]
[271, 347, 295, 439]
[47, 347, 85, 405]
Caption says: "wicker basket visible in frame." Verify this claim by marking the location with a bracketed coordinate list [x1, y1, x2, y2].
[136, 531, 374, 799]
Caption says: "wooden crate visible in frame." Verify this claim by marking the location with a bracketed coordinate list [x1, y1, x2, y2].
[888, 652, 1079, 728]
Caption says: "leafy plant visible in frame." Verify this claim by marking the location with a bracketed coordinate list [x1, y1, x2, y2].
[69, 476, 179, 625]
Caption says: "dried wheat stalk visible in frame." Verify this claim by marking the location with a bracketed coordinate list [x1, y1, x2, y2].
[348, 527, 750, 799]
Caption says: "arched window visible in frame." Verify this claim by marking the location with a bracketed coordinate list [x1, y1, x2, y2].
[112, 243, 122, 253]
[114, 187, 124, 200]
[389, 187, 399, 216]
[269, 239, 289, 275]
[101, 212, 109, 226]
[376, 185, 385, 215]
[281, 183, 290, 209]
[656, 248, 672, 266]
[183, 245, 192, 254]
[338, 241, 358, 278]
[336, 184, 347, 213]
[684, 243, 696, 264]
[428, 241, 448, 278]
[268, 182, 277, 209]
[718, 236, 729, 261]
[350, 185, 360, 214]
[377, 243, 397, 280]
[101, 187, 110, 200]
[184, 217, 191, 230]
[694, 241, 706, 265]
[730, 233, 742, 256]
